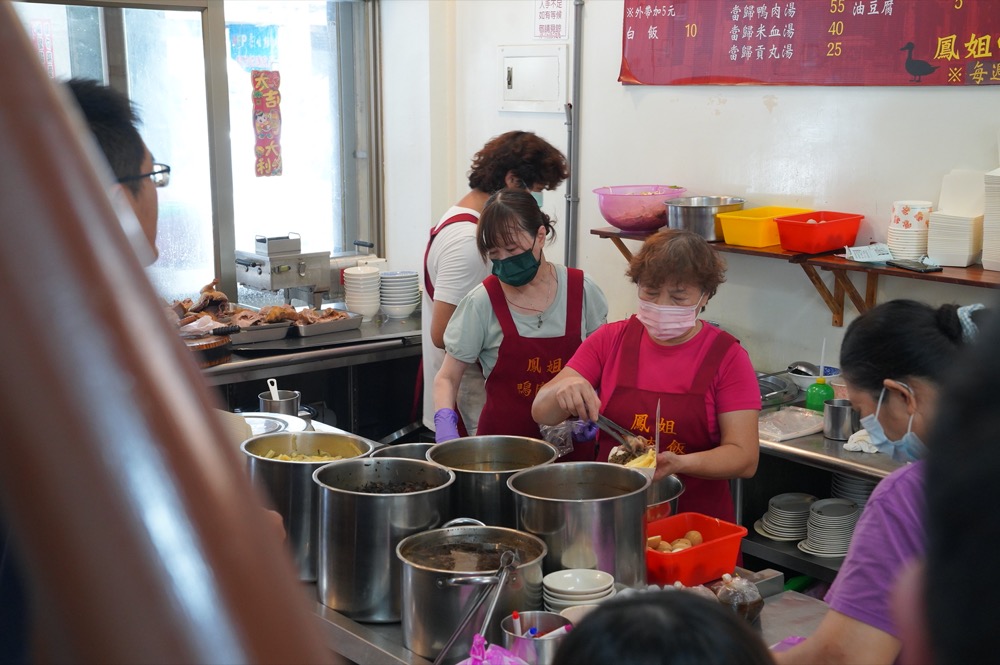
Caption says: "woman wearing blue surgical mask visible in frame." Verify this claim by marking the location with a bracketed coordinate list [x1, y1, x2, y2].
[432, 188, 608, 441]
[775, 299, 987, 665]
[532, 229, 761, 522]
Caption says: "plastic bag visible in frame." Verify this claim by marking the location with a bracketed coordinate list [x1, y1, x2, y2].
[711, 573, 764, 623]
[540, 419, 595, 458]
[457, 635, 530, 665]
[758, 406, 824, 442]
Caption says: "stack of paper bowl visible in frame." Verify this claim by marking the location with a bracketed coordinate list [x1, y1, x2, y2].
[542, 569, 616, 612]
[379, 270, 421, 319]
[798, 498, 859, 558]
[888, 200, 932, 260]
[343, 266, 381, 321]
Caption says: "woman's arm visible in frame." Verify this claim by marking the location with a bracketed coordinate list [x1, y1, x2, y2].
[433, 353, 471, 412]
[773, 609, 900, 665]
[653, 409, 759, 480]
[430, 300, 458, 349]
[532, 367, 601, 424]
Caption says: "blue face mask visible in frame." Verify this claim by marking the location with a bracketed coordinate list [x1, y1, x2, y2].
[859, 383, 926, 462]
[530, 191, 543, 207]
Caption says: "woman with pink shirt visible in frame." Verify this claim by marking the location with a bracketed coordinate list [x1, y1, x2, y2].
[532, 229, 760, 522]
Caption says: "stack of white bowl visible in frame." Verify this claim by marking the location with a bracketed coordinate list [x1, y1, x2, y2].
[343, 266, 381, 321]
[542, 569, 616, 612]
[379, 271, 421, 319]
[888, 200, 932, 260]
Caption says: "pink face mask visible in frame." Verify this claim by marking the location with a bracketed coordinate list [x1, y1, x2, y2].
[637, 296, 703, 341]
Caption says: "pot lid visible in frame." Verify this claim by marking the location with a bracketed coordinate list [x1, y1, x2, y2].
[239, 411, 308, 435]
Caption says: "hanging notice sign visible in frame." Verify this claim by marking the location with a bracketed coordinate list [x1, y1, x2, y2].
[534, 0, 568, 40]
[251, 70, 282, 177]
[619, 1, 1000, 86]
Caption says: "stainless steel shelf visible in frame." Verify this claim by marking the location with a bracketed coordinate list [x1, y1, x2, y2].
[742, 532, 842, 584]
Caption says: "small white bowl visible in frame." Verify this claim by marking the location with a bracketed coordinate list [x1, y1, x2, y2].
[544, 586, 614, 602]
[381, 302, 418, 319]
[559, 604, 600, 625]
[543, 588, 616, 611]
[543, 569, 614, 595]
[344, 266, 380, 277]
[787, 366, 841, 391]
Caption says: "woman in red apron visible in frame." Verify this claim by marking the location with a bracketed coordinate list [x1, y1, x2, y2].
[421, 131, 569, 438]
[433, 188, 608, 441]
[532, 229, 761, 522]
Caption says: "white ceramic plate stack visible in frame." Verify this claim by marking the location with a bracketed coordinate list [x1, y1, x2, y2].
[754, 492, 816, 542]
[831, 472, 878, 511]
[343, 266, 381, 321]
[887, 200, 932, 260]
[798, 498, 859, 558]
[379, 270, 421, 319]
[982, 168, 1000, 271]
[542, 569, 616, 612]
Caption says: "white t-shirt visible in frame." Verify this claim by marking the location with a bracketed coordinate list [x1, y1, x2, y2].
[443, 264, 609, 378]
[422, 206, 491, 432]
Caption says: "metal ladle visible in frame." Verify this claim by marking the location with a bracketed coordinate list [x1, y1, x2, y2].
[758, 361, 821, 381]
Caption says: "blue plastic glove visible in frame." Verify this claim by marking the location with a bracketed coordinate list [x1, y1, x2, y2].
[571, 419, 598, 442]
[434, 407, 461, 443]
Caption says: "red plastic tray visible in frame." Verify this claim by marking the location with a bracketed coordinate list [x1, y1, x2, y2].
[646, 512, 747, 586]
[774, 211, 863, 254]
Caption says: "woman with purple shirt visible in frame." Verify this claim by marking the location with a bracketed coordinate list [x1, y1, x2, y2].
[775, 300, 985, 665]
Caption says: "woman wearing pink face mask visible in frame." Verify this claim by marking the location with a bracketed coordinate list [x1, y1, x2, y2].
[532, 229, 760, 521]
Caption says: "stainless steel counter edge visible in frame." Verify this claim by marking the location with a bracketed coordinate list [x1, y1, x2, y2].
[759, 432, 903, 480]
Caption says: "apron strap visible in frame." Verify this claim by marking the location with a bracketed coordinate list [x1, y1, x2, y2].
[483, 275, 519, 337]
[689, 329, 739, 394]
[423, 213, 478, 299]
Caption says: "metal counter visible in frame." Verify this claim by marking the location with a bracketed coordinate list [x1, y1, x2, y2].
[759, 431, 903, 480]
[202, 315, 421, 386]
[309, 590, 827, 664]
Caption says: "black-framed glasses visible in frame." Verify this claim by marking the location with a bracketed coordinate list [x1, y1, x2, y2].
[118, 163, 170, 188]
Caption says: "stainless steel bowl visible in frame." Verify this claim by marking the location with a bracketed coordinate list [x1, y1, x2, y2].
[646, 474, 685, 522]
[664, 196, 746, 241]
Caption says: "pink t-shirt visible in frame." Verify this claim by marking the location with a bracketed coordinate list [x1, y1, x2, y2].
[567, 318, 761, 442]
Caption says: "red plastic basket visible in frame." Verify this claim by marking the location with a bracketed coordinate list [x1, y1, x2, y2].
[646, 512, 747, 586]
[773, 211, 864, 254]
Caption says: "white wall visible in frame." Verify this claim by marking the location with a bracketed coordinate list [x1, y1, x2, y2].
[381, 0, 1000, 371]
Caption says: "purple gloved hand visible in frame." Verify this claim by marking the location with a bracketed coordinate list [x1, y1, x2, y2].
[434, 407, 461, 443]
[571, 419, 598, 442]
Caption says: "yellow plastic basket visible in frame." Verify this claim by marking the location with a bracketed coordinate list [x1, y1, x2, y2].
[718, 206, 813, 248]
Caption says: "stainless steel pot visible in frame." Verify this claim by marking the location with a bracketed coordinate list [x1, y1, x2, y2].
[396, 523, 546, 663]
[241, 431, 375, 581]
[426, 436, 559, 528]
[646, 474, 685, 523]
[664, 196, 746, 241]
[370, 442, 435, 460]
[313, 458, 455, 622]
[508, 462, 650, 588]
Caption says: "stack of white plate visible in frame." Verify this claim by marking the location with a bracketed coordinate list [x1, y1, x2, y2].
[542, 569, 616, 612]
[798, 498, 859, 558]
[343, 266, 381, 321]
[379, 270, 421, 319]
[831, 473, 878, 511]
[927, 211, 983, 267]
[754, 492, 816, 541]
[982, 168, 1000, 271]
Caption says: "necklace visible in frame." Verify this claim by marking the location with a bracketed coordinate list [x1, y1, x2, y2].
[504, 263, 555, 329]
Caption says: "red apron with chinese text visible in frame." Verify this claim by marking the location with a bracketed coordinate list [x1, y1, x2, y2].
[586, 316, 738, 523]
[422, 212, 479, 435]
[475, 269, 584, 438]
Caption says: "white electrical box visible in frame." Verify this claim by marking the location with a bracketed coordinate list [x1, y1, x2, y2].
[498, 44, 567, 113]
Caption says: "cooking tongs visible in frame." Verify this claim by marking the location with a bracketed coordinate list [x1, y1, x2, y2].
[432, 549, 520, 665]
[596, 415, 642, 453]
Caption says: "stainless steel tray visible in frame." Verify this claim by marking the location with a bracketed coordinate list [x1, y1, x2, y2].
[229, 321, 292, 344]
[759, 372, 799, 409]
[291, 311, 363, 337]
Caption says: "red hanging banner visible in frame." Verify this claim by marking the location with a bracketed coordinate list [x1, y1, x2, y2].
[619, 1, 1000, 86]
[251, 70, 282, 176]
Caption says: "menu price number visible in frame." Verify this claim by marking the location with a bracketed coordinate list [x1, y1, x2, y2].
[686, 23, 698, 38]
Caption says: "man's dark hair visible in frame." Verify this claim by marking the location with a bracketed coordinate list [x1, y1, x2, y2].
[65, 78, 146, 194]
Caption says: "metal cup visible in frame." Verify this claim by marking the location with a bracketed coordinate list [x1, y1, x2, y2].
[501, 611, 573, 665]
[259, 389, 300, 416]
[823, 399, 861, 440]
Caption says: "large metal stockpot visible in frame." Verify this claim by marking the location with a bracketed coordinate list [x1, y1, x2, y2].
[396, 523, 547, 664]
[508, 462, 651, 588]
[313, 458, 455, 622]
[241, 431, 375, 581]
[426, 436, 559, 528]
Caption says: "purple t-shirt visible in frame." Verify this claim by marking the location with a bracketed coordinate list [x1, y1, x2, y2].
[824, 461, 925, 637]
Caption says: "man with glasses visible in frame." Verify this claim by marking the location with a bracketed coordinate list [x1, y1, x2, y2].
[66, 77, 170, 266]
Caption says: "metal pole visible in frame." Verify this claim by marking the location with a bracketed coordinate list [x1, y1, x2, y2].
[564, 0, 585, 268]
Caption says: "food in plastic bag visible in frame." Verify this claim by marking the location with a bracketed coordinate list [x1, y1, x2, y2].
[758, 406, 824, 442]
[711, 573, 764, 623]
[457, 634, 530, 665]
[540, 419, 596, 458]
[671, 580, 720, 602]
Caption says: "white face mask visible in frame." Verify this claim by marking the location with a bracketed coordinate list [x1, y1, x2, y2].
[859, 383, 926, 462]
[636, 297, 702, 341]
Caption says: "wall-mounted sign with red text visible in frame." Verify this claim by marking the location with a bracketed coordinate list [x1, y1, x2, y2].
[620, 1, 1000, 86]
